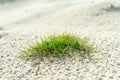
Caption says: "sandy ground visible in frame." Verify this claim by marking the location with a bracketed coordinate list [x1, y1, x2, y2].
[0, 0, 120, 80]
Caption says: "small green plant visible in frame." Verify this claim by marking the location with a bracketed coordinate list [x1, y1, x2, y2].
[21, 33, 95, 61]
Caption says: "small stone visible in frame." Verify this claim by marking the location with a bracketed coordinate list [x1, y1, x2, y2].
[1, 56, 4, 58]
[0, 68, 3, 70]
[76, 69, 79, 71]
[109, 76, 113, 79]
[101, 74, 106, 77]
[118, 75, 120, 78]
[99, 78, 103, 80]
[117, 63, 120, 66]
[65, 68, 70, 71]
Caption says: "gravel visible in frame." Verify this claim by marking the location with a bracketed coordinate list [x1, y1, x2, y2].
[0, 1, 120, 80]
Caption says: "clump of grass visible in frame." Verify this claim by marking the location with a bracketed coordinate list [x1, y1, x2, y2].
[21, 33, 95, 61]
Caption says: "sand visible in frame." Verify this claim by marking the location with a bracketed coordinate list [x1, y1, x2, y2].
[0, 0, 120, 80]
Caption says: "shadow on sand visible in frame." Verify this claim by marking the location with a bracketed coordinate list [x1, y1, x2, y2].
[0, 0, 16, 4]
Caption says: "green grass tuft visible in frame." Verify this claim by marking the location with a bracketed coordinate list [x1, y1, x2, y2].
[21, 33, 95, 61]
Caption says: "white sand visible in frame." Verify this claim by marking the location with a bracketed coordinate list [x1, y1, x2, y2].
[0, 0, 120, 80]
